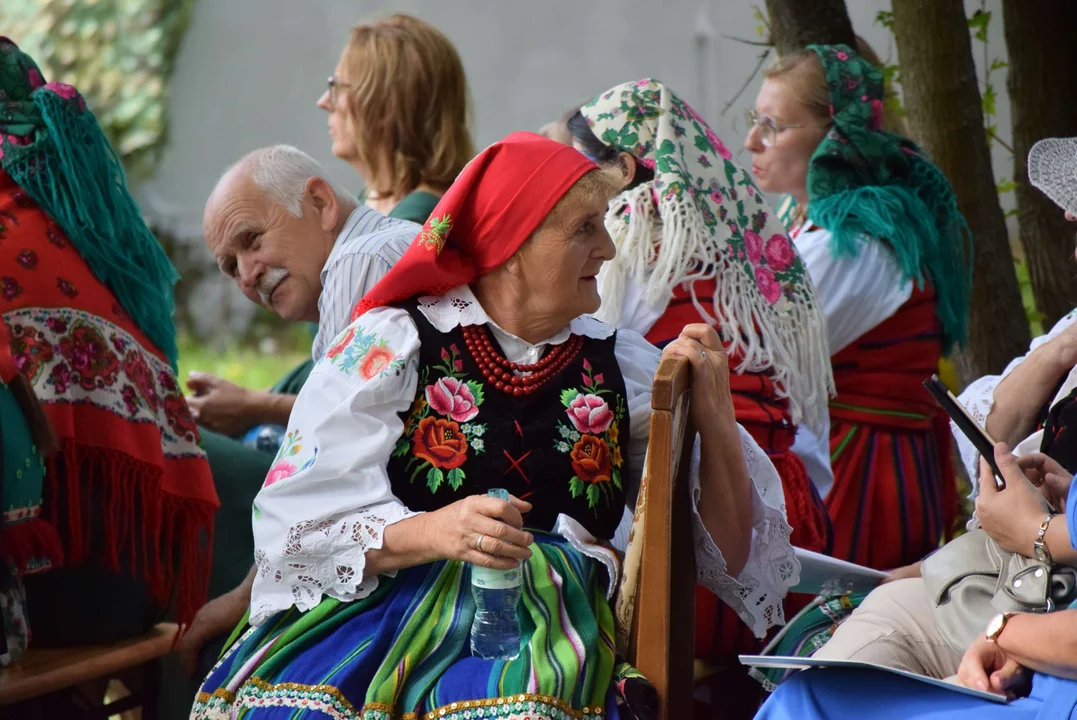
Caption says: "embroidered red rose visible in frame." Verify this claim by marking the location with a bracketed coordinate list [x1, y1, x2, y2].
[412, 416, 468, 470]
[325, 327, 355, 359]
[755, 266, 782, 304]
[570, 434, 612, 484]
[764, 233, 796, 272]
[566, 393, 614, 434]
[425, 377, 479, 423]
[57, 325, 119, 391]
[744, 230, 763, 264]
[359, 344, 396, 379]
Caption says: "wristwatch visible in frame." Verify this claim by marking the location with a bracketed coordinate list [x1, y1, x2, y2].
[1033, 514, 1056, 564]
[986, 612, 1015, 644]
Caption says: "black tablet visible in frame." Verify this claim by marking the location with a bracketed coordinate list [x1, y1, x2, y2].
[923, 375, 1005, 489]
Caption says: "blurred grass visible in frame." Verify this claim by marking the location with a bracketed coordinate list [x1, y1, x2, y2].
[177, 333, 311, 392]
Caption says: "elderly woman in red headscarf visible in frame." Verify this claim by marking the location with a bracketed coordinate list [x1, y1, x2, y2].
[191, 133, 797, 719]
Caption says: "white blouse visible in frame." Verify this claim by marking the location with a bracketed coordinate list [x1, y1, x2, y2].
[789, 224, 913, 498]
[248, 285, 799, 639]
[956, 309, 1077, 504]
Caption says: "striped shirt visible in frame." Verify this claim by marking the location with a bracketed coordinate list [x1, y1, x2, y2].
[312, 205, 419, 360]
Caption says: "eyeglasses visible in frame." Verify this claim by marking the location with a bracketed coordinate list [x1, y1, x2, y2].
[327, 76, 351, 110]
[744, 108, 802, 148]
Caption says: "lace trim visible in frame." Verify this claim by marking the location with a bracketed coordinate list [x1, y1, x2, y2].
[553, 514, 621, 598]
[691, 432, 797, 638]
[250, 502, 417, 626]
[417, 286, 614, 341]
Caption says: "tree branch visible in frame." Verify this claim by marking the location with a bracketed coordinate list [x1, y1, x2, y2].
[721, 34, 774, 48]
[987, 127, 1015, 155]
[722, 48, 773, 116]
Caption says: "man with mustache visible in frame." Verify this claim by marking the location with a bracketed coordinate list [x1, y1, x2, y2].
[172, 144, 418, 692]
[191, 144, 419, 434]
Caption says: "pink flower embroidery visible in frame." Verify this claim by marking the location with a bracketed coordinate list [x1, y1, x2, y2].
[755, 267, 782, 304]
[705, 127, 733, 161]
[744, 230, 763, 264]
[836, 51, 849, 61]
[870, 99, 884, 130]
[639, 156, 656, 170]
[764, 234, 796, 272]
[43, 82, 77, 100]
[567, 394, 614, 434]
[264, 461, 297, 488]
[425, 377, 479, 423]
[27, 69, 43, 89]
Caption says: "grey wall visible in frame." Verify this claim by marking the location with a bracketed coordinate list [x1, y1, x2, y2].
[130, 0, 1014, 335]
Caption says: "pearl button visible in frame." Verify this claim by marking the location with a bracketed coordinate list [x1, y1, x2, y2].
[1014, 579, 1023, 588]
[1035, 568, 1045, 578]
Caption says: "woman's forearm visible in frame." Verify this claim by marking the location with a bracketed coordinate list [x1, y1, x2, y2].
[695, 415, 753, 577]
[362, 514, 437, 577]
[997, 610, 1077, 679]
[985, 345, 1070, 446]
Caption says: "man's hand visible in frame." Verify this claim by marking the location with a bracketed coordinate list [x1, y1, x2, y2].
[186, 372, 259, 436]
[177, 582, 251, 675]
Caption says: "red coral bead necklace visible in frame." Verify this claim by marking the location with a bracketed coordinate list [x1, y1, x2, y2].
[461, 324, 583, 397]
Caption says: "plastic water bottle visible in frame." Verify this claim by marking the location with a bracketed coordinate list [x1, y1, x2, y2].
[470, 488, 523, 660]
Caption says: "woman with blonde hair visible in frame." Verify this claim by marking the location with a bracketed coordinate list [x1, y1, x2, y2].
[745, 44, 972, 572]
[317, 12, 475, 224]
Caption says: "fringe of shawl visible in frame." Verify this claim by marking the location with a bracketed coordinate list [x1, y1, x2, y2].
[595, 183, 835, 432]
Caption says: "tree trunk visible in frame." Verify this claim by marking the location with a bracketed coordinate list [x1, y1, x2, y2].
[1003, 0, 1077, 330]
[763, 0, 856, 56]
[891, 0, 1030, 382]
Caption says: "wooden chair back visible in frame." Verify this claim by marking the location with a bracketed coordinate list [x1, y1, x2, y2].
[624, 355, 697, 720]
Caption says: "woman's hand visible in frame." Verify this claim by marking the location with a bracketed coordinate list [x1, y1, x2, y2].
[976, 444, 1050, 556]
[958, 633, 1027, 698]
[1017, 452, 1073, 509]
[881, 560, 923, 584]
[422, 494, 534, 570]
[660, 323, 735, 429]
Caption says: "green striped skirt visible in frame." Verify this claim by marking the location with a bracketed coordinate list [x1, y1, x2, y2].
[192, 534, 643, 719]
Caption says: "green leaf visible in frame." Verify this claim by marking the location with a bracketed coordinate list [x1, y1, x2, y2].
[561, 388, 580, 408]
[392, 438, 410, 458]
[968, 9, 991, 43]
[621, 131, 639, 149]
[466, 380, 485, 406]
[875, 10, 894, 31]
[586, 484, 600, 509]
[996, 178, 1017, 194]
[1004, 207, 1020, 218]
[447, 467, 465, 490]
[694, 133, 712, 154]
[569, 476, 584, 498]
[613, 470, 622, 490]
[990, 58, 1008, 72]
[426, 467, 444, 492]
[982, 85, 997, 118]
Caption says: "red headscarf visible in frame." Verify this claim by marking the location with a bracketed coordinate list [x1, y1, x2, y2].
[352, 132, 597, 319]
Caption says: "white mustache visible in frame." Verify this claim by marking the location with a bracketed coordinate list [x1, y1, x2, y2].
[257, 267, 289, 305]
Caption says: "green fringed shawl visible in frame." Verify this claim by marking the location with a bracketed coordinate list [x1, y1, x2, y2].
[807, 44, 972, 351]
[0, 38, 179, 368]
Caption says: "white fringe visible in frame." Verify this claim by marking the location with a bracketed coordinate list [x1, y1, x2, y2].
[596, 183, 835, 432]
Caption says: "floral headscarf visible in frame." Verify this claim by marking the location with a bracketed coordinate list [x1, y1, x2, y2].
[581, 79, 832, 429]
[0, 38, 180, 368]
[806, 44, 972, 350]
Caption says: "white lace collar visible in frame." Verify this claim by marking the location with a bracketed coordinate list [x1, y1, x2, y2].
[416, 285, 614, 346]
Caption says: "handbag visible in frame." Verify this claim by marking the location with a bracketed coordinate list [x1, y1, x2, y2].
[921, 527, 1077, 653]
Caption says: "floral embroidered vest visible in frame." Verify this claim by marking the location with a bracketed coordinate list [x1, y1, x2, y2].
[386, 304, 632, 540]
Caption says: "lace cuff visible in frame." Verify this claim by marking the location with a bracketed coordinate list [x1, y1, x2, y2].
[691, 432, 798, 639]
[250, 501, 417, 626]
